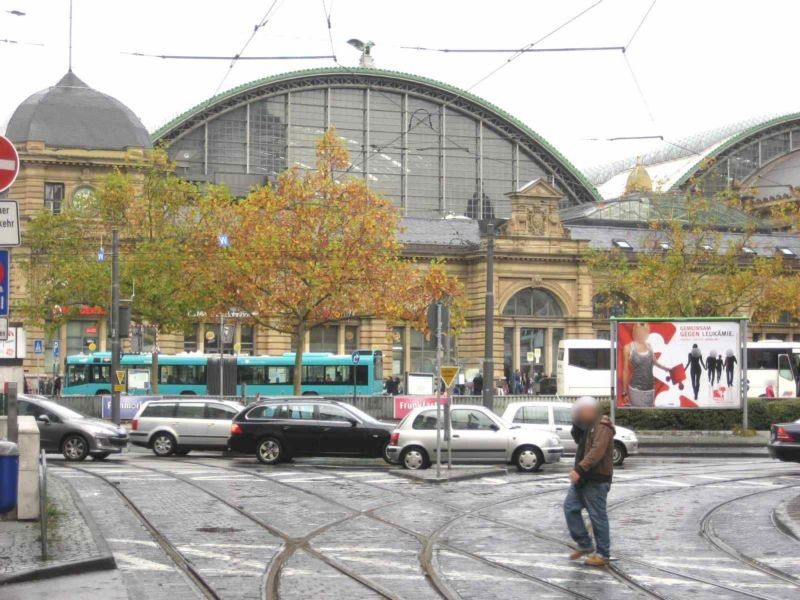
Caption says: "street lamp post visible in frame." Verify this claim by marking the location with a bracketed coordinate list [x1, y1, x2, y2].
[482, 219, 495, 412]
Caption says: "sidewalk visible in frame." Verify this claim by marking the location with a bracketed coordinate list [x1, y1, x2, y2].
[635, 430, 770, 457]
[774, 493, 800, 541]
[0, 473, 115, 586]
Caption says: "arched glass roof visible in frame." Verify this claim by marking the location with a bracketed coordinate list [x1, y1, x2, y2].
[153, 67, 599, 216]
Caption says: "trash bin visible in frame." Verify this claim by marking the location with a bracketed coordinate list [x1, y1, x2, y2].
[0, 441, 19, 514]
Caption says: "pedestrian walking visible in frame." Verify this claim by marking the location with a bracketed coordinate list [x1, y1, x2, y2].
[563, 396, 615, 567]
[472, 373, 483, 396]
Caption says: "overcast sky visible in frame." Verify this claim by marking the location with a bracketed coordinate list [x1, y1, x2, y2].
[1, 0, 798, 168]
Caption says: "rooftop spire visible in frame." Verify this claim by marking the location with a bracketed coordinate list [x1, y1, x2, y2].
[68, 0, 73, 71]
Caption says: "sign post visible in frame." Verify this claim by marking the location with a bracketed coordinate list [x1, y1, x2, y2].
[351, 351, 360, 404]
[34, 339, 43, 394]
[440, 366, 460, 469]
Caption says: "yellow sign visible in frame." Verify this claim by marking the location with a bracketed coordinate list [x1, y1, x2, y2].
[115, 370, 126, 385]
[526, 351, 534, 362]
[533, 347, 542, 363]
[440, 366, 460, 389]
[88, 342, 97, 352]
[233, 342, 242, 353]
[113, 384, 125, 392]
[205, 330, 215, 341]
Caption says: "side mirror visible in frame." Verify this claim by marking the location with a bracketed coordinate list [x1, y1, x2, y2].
[347, 418, 358, 427]
[490, 424, 500, 431]
[37, 414, 51, 425]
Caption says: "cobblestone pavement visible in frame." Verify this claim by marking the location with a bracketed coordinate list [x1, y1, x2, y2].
[36, 453, 800, 599]
[0, 473, 102, 579]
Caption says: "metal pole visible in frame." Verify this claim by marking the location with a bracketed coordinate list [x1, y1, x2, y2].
[435, 302, 442, 479]
[482, 220, 495, 411]
[219, 314, 224, 397]
[111, 229, 121, 426]
[7, 382, 18, 443]
[741, 320, 749, 430]
[610, 320, 617, 425]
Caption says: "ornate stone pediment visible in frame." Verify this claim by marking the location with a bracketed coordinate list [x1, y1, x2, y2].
[503, 178, 566, 238]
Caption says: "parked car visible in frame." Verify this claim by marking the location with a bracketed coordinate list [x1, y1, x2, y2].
[501, 401, 638, 466]
[228, 398, 394, 464]
[386, 404, 563, 472]
[18, 394, 129, 461]
[768, 418, 800, 462]
[130, 399, 244, 456]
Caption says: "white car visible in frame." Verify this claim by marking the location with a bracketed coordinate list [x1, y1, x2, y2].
[130, 399, 244, 456]
[502, 401, 639, 466]
[385, 404, 563, 472]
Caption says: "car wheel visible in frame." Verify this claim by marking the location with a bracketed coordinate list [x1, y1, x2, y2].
[91, 452, 111, 461]
[175, 449, 191, 456]
[381, 442, 394, 464]
[62, 434, 89, 461]
[613, 442, 626, 466]
[514, 445, 543, 472]
[151, 433, 176, 457]
[256, 438, 283, 465]
[400, 446, 430, 470]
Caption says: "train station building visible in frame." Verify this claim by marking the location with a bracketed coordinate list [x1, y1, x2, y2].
[2, 67, 799, 385]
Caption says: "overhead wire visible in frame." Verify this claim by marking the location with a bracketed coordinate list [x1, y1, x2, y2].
[122, 52, 334, 61]
[400, 45, 624, 54]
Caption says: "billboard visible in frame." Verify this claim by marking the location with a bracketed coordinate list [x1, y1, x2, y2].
[101, 395, 160, 420]
[393, 395, 444, 419]
[614, 320, 743, 409]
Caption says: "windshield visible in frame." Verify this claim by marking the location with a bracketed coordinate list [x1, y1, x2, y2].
[342, 403, 381, 424]
[23, 397, 85, 420]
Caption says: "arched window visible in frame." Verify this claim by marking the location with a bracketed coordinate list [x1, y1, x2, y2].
[502, 288, 563, 317]
[592, 292, 629, 319]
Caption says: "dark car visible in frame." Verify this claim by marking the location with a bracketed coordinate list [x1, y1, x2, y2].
[18, 395, 129, 461]
[768, 418, 800, 462]
[229, 398, 394, 465]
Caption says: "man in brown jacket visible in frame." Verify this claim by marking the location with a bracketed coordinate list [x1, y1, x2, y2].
[563, 396, 615, 567]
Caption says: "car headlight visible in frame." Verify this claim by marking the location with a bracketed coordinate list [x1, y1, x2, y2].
[548, 436, 561, 447]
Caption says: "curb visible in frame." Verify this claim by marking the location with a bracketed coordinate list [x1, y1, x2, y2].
[0, 473, 116, 586]
[390, 466, 509, 484]
[772, 496, 800, 541]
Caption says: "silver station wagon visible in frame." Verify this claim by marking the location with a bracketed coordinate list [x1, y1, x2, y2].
[385, 404, 563, 471]
[130, 399, 244, 456]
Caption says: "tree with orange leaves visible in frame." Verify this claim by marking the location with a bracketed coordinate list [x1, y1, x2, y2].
[188, 129, 464, 393]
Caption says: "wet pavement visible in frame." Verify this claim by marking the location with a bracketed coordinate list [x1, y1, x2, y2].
[2, 452, 799, 599]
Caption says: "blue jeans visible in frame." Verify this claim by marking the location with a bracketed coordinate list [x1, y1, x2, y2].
[563, 481, 611, 558]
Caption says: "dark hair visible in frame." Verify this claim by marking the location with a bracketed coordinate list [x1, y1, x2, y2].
[692, 343, 698, 348]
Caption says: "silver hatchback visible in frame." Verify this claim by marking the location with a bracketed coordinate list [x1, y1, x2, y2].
[386, 404, 563, 472]
[130, 399, 243, 456]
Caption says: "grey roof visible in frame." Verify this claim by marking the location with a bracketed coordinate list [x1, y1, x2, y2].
[5, 71, 151, 150]
[567, 224, 800, 256]
[398, 217, 481, 249]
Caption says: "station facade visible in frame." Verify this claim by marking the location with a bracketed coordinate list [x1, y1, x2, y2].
[2, 67, 799, 386]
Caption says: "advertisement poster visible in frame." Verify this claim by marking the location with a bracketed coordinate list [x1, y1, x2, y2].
[102, 395, 159, 420]
[615, 320, 742, 409]
[393, 396, 446, 419]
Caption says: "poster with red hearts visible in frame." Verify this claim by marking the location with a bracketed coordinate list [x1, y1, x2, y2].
[615, 320, 742, 409]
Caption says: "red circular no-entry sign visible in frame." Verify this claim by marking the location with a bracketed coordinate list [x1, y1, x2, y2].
[0, 135, 20, 194]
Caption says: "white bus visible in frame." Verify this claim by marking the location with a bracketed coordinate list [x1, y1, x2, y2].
[746, 340, 800, 397]
[556, 339, 612, 397]
[557, 338, 800, 399]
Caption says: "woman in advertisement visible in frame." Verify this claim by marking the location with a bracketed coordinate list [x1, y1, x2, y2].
[685, 344, 705, 401]
[621, 323, 670, 407]
[724, 349, 738, 387]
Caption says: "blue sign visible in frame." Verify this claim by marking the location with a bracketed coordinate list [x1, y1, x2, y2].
[101, 395, 160, 420]
[52, 340, 60, 358]
[351, 351, 360, 365]
[217, 233, 230, 248]
[97, 247, 105, 262]
[33, 339, 44, 355]
[0, 249, 8, 317]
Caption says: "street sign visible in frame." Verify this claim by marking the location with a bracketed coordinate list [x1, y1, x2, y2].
[533, 347, 542, 363]
[116, 370, 125, 385]
[0, 201, 20, 246]
[440, 366, 460, 389]
[97, 247, 105, 262]
[0, 135, 19, 194]
[0, 317, 7, 341]
[351, 351, 360, 365]
[33, 339, 44, 355]
[0, 249, 8, 316]
[52, 340, 60, 357]
[526, 351, 534, 362]
[88, 342, 97, 352]
[217, 233, 230, 248]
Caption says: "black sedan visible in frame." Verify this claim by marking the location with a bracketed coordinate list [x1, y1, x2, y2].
[229, 398, 394, 464]
[768, 419, 800, 462]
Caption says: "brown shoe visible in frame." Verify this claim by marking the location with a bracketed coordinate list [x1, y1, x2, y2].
[584, 554, 609, 567]
[569, 548, 592, 560]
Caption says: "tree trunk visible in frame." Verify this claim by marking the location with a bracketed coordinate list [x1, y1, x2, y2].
[150, 347, 159, 394]
[293, 322, 305, 395]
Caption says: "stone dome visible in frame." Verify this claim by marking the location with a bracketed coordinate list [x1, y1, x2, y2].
[5, 71, 151, 150]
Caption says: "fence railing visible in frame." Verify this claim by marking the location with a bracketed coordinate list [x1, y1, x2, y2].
[46, 393, 603, 420]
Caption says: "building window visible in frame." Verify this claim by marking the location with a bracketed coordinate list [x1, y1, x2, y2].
[67, 321, 99, 356]
[204, 324, 233, 354]
[44, 182, 65, 214]
[612, 239, 632, 250]
[502, 287, 563, 317]
[392, 326, 405, 376]
[183, 324, 198, 353]
[410, 329, 436, 373]
[593, 292, 629, 319]
[503, 327, 514, 383]
[344, 325, 358, 354]
[309, 325, 338, 353]
[777, 246, 796, 257]
[741, 246, 756, 255]
[240, 325, 255, 355]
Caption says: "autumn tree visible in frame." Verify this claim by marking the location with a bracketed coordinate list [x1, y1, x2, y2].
[21, 149, 216, 390]
[187, 128, 465, 394]
[587, 190, 800, 322]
